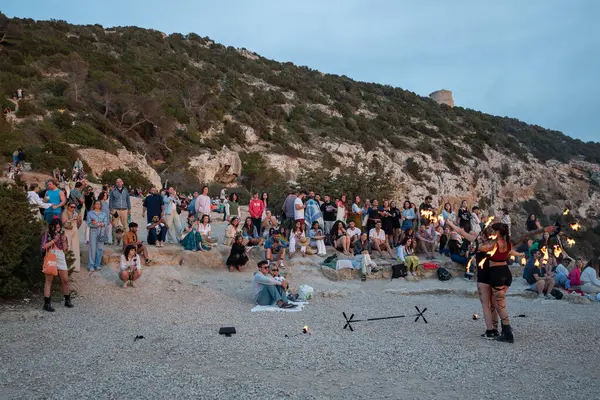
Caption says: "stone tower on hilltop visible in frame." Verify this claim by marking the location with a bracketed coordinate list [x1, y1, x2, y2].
[429, 89, 454, 107]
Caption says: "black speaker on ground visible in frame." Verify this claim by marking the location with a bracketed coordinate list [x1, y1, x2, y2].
[219, 327, 236, 337]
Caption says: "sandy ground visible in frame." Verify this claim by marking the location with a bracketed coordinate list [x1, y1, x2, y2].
[1, 200, 599, 399]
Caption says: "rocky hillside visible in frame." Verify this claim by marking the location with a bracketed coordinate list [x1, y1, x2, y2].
[1, 14, 599, 254]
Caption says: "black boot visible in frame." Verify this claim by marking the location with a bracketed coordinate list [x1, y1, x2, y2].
[496, 324, 514, 343]
[64, 294, 74, 308]
[43, 297, 55, 312]
[480, 330, 498, 340]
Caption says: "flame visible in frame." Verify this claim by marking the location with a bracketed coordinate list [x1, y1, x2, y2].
[534, 259, 540, 267]
[567, 237, 575, 247]
[438, 215, 444, 225]
[570, 222, 580, 231]
[484, 216, 494, 229]
[420, 210, 433, 219]
[466, 257, 474, 273]
[478, 257, 487, 268]
[553, 245, 562, 258]
[510, 255, 515, 261]
[521, 258, 526, 266]
[563, 208, 569, 215]
[487, 245, 498, 258]
[489, 234, 497, 240]
[541, 246, 549, 261]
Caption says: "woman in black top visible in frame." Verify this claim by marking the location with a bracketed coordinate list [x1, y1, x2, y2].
[457, 200, 472, 232]
[83, 186, 95, 220]
[380, 200, 394, 246]
[226, 235, 249, 272]
[526, 214, 541, 231]
[366, 199, 381, 234]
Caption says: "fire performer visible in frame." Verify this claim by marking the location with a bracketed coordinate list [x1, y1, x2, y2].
[448, 220, 554, 342]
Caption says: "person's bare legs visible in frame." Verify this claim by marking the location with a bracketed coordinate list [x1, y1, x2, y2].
[344, 236, 351, 254]
[545, 279, 555, 295]
[58, 270, 69, 295]
[371, 240, 383, 257]
[535, 280, 545, 295]
[266, 248, 273, 261]
[381, 242, 394, 258]
[478, 283, 494, 330]
[43, 274, 53, 297]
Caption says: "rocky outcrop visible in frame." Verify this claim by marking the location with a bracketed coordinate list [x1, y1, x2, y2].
[188, 147, 242, 184]
[77, 148, 162, 188]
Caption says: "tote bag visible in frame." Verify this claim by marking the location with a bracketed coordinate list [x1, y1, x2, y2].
[42, 247, 58, 276]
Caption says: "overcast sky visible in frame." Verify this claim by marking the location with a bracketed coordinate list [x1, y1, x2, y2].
[4, 0, 599, 142]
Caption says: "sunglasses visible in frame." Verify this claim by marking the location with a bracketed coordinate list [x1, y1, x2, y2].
[68, 205, 76, 208]
[260, 266, 269, 269]
[271, 269, 279, 272]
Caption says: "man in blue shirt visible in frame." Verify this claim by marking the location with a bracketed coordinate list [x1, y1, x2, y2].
[142, 187, 164, 223]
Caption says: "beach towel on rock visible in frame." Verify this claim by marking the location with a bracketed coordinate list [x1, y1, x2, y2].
[251, 301, 308, 313]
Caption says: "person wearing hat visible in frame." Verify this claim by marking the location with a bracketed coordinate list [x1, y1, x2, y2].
[289, 220, 307, 258]
[146, 215, 168, 247]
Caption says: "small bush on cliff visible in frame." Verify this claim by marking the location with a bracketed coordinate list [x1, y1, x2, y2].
[101, 168, 152, 190]
[0, 182, 45, 298]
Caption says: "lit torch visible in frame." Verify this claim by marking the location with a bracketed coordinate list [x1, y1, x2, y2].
[567, 237, 575, 247]
[553, 245, 562, 258]
[521, 257, 526, 266]
[570, 222, 580, 231]
[563, 208, 569, 215]
[484, 216, 494, 229]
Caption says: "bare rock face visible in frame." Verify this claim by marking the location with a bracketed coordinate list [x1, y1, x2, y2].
[77, 148, 162, 188]
[188, 147, 242, 184]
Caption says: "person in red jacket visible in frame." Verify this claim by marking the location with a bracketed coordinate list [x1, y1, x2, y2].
[249, 192, 265, 236]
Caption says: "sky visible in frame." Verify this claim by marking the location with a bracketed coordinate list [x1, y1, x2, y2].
[3, 0, 599, 142]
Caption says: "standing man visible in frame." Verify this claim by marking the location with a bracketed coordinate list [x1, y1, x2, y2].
[162, 178, 169, 190]
[304, 191, 323, 231]
[73, 158, 84, 173]
[294, 191, 307, 226]
[43, 179, 66, 224]
[142, 187, 164, 224]
[249, 192, 265, 236]
[320, 195, 337, 237]
[188, 191, 200, 219]
[68, 181, 85, 211]
[281, 191, 297, 237]
[109, 178, 131, 232]
[501, 208, 511, 237]
[163, 187, 182, 244]
[195, 186, 211, 217]
[418, 195, 434, 226]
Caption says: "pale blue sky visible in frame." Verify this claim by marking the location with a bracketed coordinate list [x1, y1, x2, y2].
[3, 1, 599, 142]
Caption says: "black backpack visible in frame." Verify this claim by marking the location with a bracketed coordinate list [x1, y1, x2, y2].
[437, 267, 452, 281]
[550, 288, 563, 300]
[391, 264, 407, 280]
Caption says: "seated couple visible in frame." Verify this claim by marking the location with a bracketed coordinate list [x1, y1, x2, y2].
[264, 227, 287, 268]
[252, 260, 296, 309]
[329, 220, 361, 256]
[224, 217, 263, 247]
[180, 214, 214, 252]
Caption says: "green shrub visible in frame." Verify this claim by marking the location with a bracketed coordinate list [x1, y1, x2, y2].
[15, 100, 42, 117]
[1, 98, 16, 112]
[27, 141, 86, 172]
[101, 168, 152, 190]
[0, 182, 45, 298]
[64, 123, 117, 153]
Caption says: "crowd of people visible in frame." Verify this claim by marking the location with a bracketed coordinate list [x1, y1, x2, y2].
[19, 163, 600, 324]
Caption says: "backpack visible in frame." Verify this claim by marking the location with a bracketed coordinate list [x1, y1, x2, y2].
[437, 267, 452, 281]
[550, 288, 563, 300]
[391, 264, 407, 280]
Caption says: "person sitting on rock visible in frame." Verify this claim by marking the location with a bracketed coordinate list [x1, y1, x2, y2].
[345, 220, 362, 248]
[241, 217, 263, 246]
[353, 232, 379, 281]
[568, 258, 584, 290]
[308, 221, 327, 256]
[198, 214, 217, 245]
[330, 220, 351, 255]
[581, 258, 600, 295]
[146, 215, 168, 247]
[416, 224, 436, 260]
[226, 234, 249, 272]
[261, 210, 279, 238]
[397, 237, 420, 276]
[180, 214, 211, 252]
[524, 250, 555, 299]
[123, 222, 152, 265]
[264, 228, 287, 268]
[553, 257, 572, 289]
[289, 220, 308, 258]
[252, 260, 295, 308]
[224, 217, 241, 246]
[369, 221, 394, 259]
[120, 245, 142, 288]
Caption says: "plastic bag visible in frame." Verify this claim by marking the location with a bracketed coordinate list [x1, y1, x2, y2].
[298, 285, 314, 300]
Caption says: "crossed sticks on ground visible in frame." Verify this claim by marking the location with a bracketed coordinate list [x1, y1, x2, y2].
[343, 306, 428, 331]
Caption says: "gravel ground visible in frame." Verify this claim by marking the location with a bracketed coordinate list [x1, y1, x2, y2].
[1, 202, 598, 399]
[1, 261, 599, 400]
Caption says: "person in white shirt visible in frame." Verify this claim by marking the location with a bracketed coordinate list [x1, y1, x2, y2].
[162, 187, 182, 244]
[27, 183, 51, 219]
[294, 191, 306, 222]
[369, 221, 393, 259]
[345, 221, 361, 247]
[198, 214, 217, 245]
[195, 186, 212, 216]
[470, 206, 482, 235]
[581, 258, 600, 294]
[119, 245, 142, 288]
